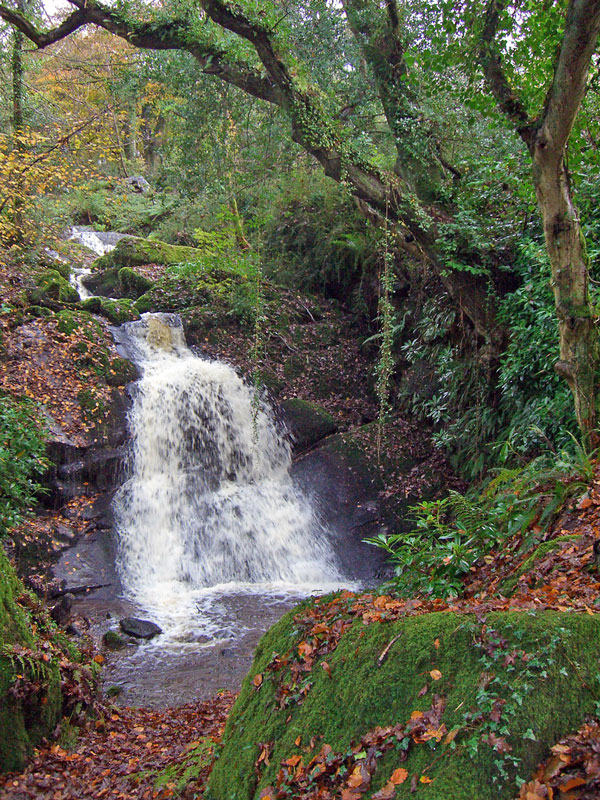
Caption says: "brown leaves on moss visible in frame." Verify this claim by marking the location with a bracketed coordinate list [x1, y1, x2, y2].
[255, 697, 446, 800]
[518, 720, 600, 799]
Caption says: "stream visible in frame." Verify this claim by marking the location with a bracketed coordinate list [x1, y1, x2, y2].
[60, 229, 360, 707]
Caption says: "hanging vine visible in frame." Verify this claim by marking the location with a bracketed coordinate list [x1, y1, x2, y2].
[375, 210, 396, 462]
[250, 249, 266, 445]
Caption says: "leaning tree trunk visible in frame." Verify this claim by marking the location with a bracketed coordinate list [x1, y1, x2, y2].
[533, 145, 599, 448]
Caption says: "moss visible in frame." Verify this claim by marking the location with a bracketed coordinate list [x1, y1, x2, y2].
[0, 548, 64, 772]
[281, 398, 337, 452]
[106, 357, 138, 387]
[32, 269, 79, 305]
[498, 535, 582, 596]
[118, 267, 153, 299]
[207, 607, 600, 800]
[92, 236, 202, 271]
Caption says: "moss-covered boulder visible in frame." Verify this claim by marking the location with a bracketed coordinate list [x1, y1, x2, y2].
[281, 398, 337, 454]
[0, 548, 64, 772]
[91, 236, 201, 272]
[30, 269, 79, 305]
[81, 266, 151, 301]
[207, 604, 600, 800]
[80, 296, 140, 324]
[118, 267, 152, 298]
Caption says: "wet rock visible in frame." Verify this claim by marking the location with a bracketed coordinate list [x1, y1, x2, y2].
[119, 617, 162, 640]
[51, 593, 74, 626]
[280, 398, 337, 454]
[53, 523, 77, 545]
[103, 629, 127, 650]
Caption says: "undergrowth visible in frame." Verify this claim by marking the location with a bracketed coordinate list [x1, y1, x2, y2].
[0, 394, 48, 537]
[367, 443, 594, 599]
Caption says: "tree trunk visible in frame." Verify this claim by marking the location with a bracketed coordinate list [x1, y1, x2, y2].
[533, 139, 599, 447]
[11, 0, 24, 237]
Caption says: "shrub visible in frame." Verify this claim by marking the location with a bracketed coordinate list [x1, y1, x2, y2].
[0, 395, 48, 537]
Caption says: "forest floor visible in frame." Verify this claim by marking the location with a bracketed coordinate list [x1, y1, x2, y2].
[3, 479, 600, 800]
[2, 252, 600, 799]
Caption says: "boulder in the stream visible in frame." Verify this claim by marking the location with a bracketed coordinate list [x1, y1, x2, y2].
[80, 296, 140, 324]
[280, 398, 337, 454]
[81, 267, 151, 301]
[119, 617, 162, 640]
[103, 629, 127, 650]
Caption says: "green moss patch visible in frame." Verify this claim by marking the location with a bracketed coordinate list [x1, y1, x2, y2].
[91, 236, 202, 272]
[207, 606, 600, 800]
[80, 296, 140, 324]
[30, 269, 79, 305]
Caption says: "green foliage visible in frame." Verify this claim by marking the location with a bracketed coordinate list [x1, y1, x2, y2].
[262, 171, 381, 311]
[0, 395, 48, 537]
[66, 181, 178, 235]
[367, 447, 592, 599]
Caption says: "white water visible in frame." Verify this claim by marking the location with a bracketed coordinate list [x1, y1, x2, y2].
[68, 226, 127, 298]
[114, 313, 344, 643]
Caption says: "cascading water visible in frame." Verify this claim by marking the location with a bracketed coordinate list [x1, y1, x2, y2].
[114, 313, 344, 643]
[68, 226, 127, 299]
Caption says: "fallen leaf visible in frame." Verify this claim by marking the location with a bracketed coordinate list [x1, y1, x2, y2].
[390, 767, 409, 784]
[429, 669, 442, 681]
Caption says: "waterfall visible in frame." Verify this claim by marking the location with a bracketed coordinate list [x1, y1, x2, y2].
[68, 226, 127, 298]
[114, 313, 342, 640]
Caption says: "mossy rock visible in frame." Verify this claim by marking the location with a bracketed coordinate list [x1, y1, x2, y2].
[498, 535, 582, 597]
[281, 398, 337, 454]
[106, 357, 138, 387]
[31, 269, 79, 305]
[135, 269, 240, 314]
[91, 236, 202, 271]
[207, 605, 600, 800]
[81, 296, 140, 325]
[82, 267, 121, 298]
[0, 548, 63, 772]
[118, 267, 152, 299]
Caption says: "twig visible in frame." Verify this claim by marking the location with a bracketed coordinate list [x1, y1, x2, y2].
[377, 633, 402, 666]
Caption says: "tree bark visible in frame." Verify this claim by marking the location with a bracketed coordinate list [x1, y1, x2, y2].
[480, 0, 600, 447]
[533, 144, 599, 446]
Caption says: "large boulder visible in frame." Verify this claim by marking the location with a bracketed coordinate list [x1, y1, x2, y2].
[30, 269, 79, 305]
[280, 398, 337, 454]
[207, 604, 600, 800]
[82, 267, 152, 301]
[90, 236, 202, 272]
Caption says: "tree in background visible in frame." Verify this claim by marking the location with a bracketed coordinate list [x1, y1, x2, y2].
[0, 0, 599, 445]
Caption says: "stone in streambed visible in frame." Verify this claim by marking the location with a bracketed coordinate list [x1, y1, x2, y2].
[103, 629, 127, 650]
[119, 617, 162, 640]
